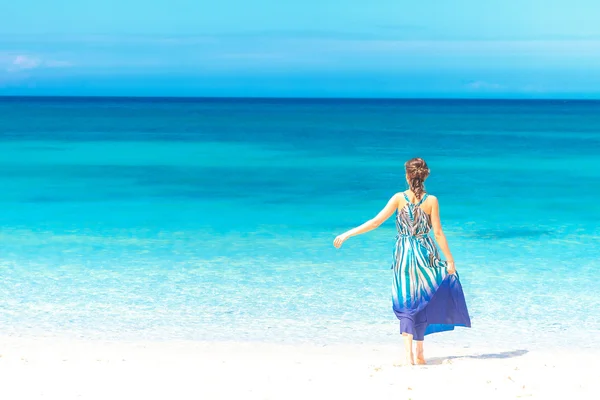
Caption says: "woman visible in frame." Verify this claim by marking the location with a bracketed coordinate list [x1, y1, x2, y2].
[333, 157, 471, 365]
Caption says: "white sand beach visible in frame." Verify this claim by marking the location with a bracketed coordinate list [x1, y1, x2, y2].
[1, 336, 598, 400]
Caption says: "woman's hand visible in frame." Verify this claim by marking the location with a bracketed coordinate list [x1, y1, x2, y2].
[333, 233, 349, 248]
[447, 261, 456, 275]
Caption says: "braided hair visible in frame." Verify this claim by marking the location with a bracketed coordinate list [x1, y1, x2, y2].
[404, 158, 430, 200]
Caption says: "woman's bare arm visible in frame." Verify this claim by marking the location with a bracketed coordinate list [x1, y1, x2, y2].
[333, 193, 400, 248]
[429, 196, 456, 272]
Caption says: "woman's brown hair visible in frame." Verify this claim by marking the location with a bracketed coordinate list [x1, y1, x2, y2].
[405, 158, 430, 200]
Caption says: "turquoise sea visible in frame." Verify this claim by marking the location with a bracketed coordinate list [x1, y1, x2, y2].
[1, 97, 599, 350]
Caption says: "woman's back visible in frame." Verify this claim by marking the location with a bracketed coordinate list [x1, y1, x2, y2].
[395, 191, 433, 238]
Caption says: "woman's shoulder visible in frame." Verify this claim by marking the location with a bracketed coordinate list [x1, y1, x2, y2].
[423, 194, 440, 212]
[424, 193, 438, 203]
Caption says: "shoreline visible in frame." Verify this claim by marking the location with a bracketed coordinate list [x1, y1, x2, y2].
[1, 336, 597, 399]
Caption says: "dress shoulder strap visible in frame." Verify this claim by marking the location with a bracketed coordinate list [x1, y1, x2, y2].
[403, 192, 428, 205]
[416, 193, 429, 206]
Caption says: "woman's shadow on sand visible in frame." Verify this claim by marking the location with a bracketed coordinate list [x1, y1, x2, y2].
[427, 349, 529, 365]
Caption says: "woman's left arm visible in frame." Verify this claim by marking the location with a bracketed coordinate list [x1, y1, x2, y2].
[333, 194, 400, 248]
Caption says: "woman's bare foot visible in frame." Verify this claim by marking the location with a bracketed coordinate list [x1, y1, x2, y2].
[393, 354, 414, 367]
[415, 356, 426, 365]
[401, 333, 414, 366]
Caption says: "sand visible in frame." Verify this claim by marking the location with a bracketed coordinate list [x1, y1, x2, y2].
[0, 336, 598, 399]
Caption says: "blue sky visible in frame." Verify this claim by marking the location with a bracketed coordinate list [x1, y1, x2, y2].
[1, 1, 600, 98]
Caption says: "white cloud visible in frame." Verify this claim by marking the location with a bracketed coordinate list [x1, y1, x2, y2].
[466, 81, 503, 90]
[520, 84, 546, 93]
[11, 55, 41, 70]
[2, 54, 73, 72]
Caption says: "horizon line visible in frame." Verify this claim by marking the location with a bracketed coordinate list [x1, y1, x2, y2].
[1, 95, 599, 102]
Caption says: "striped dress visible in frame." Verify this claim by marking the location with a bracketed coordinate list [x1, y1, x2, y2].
[391, 193, 471, 340]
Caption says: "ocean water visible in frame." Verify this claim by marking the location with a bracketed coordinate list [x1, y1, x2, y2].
[1, 97, 599, 350]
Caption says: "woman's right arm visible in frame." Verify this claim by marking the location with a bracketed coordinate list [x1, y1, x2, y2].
[429, 196, 456, 274]
[333, 193, 400, 248]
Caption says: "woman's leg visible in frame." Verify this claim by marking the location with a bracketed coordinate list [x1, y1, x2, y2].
[415, 340, 426, 364]
[413, 309, 427, 364]
[402, 333, 414, 365]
